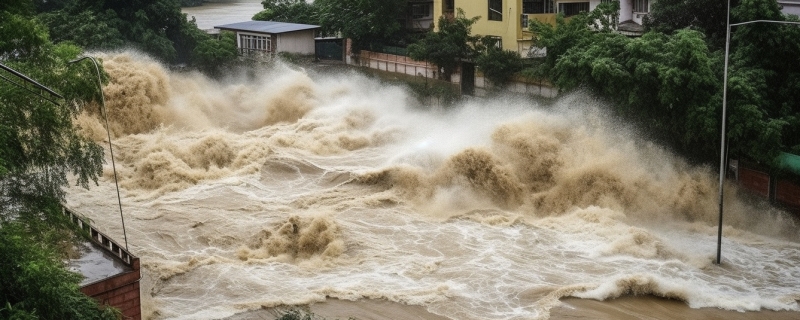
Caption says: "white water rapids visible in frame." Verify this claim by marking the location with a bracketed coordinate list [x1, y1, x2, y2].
[65, 53, 800, 319]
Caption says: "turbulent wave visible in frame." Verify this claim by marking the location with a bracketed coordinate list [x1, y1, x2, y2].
[66, 52, 800, 320]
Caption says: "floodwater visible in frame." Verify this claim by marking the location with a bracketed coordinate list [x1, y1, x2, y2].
[65, 52, 800, 319]
[181, 0, 264, 31]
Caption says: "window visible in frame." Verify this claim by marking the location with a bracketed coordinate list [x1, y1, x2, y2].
[558, 2, 589, 17]
[489, 0, 503, 21]
[523, 0, 554, 14]
[239, 34, 270, 53]
[486, 36, 502, 49]
[444, 0, 454, 11]
[412, 3, 432, 19]
[633, 0, 649, 12]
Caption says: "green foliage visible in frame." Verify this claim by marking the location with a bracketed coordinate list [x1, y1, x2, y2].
[408, 9, 481, 81]
[475, 45, 523, 87]
[35, 0, 206, 64]
[253, 0, 318, 26]
[1, 3, 114, 318]
[192, 31, 238, 74]
[0, 220, 120, 320]
[529, 13, 594, 76]
[645, 0, 735, 49]
[0, 12, 51, 58]
[277, 309, 315, 320]
[38, 10, 125, 51]
[275, 308, 356, 320]
[724, 0, 800, 163]
[315, 0, 407, 49]
[530, 0, 800, 165]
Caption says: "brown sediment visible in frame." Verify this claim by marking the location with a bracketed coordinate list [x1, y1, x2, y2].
[226, 296, 800, 320]
[554, 295, 800, 320]
[236, 215, 345, 261]
[101, 53, 171, 136]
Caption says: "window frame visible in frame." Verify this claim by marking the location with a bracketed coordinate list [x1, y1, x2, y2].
[489, 0, 503, 21]
[633, 0, 649, 13]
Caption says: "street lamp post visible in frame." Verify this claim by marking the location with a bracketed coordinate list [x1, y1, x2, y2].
[716, 3, 800, 265]
[69, 56, 128, 251]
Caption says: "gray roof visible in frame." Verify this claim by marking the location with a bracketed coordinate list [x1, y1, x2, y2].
[214, 21, 320, 34]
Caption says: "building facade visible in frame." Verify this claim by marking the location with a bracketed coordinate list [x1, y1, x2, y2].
[427, 0, 652, 56]
[215, 21, 320, 56]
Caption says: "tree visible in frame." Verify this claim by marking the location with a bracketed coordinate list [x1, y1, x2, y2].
[645, 0, 736, 49]
[36, 0, 206, 64]
[253, 0, 318, 26]
[723, 0, 800, 162]
[0, 220, 121, 320]
[192, 31, 239, 75]
[408, 9, 481, 81]
[315, 0, 407, 49]
[475, 44, 523, 87]
[1, 3, 114, 318]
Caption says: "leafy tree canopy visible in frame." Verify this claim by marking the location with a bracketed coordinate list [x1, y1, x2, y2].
[35, 0, 208, 63]
[1, 3, 117, 318]
[408, 9, 481, 81]
[315, 0, 407, 49]
[646, 0, 736, 49]
[530, 0, 800, 165]
[253, 0, 319, 26]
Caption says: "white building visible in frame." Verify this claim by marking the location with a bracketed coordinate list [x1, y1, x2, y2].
[780, 0, 800, 16]
[215, 21, 320, 55]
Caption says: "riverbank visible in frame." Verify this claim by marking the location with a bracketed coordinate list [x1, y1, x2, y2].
[224, 296, 798, 320]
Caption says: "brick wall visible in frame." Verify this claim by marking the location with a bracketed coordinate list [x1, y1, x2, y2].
[64, 206, 142, 320]
[80, 257, 141, 320]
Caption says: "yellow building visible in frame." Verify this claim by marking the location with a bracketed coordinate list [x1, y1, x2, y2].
[427, 0, 652, 57]
[430, 0, 558, 57]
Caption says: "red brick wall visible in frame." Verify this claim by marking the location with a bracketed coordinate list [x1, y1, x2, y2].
[81, 258, 141, 320]
[739, 167, 770, 198]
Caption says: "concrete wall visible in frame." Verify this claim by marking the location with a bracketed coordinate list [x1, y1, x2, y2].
[277, 29, 316, 54]
[356, 50, 438, 78]
[474, 74, 558, 97]
[351, 50, 557, 98]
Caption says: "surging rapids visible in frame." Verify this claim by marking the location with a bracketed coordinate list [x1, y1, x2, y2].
[65, 52, 800, 319]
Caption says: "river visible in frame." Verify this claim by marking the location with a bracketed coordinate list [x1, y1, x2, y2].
[181, 0, 264, 31]
[65, 8, 800, 319]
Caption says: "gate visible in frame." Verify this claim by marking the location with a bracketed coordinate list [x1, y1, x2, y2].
[315, 39, 344, 61]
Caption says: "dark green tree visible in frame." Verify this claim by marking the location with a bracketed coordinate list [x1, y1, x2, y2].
[475, 43, 523, 87]
[36, 0, 205, 63]
[315, 0, 407, 49]
[0, 219, 121, 320]
[723, 0, 800, 162]
[192, 31, 239, 75]
[408, 9, 481, 81]
[645, 0, 736, 49]
[1, 3, 114, 318]
[253, 0, 318, 25]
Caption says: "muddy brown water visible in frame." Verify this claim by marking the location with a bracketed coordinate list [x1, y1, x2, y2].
[66, 53, 800, 319]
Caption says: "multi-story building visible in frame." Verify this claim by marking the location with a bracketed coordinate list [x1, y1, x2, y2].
[421, 0, 652, 57]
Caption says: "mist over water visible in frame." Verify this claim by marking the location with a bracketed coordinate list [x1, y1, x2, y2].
[66, 52, 800, 319]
